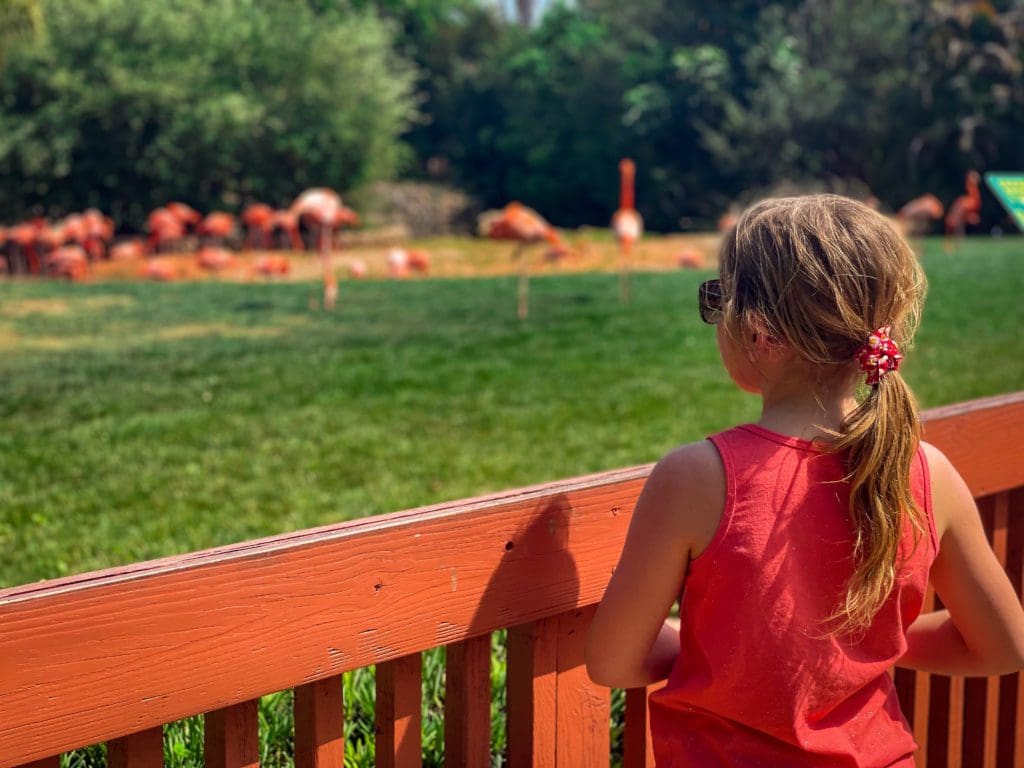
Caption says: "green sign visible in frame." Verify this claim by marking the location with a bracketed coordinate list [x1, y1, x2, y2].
[985, 173, 1024, 232]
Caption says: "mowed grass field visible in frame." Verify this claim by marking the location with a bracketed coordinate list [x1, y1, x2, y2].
[1, 236, 1023, 767]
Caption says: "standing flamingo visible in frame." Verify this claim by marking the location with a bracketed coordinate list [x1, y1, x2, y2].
[945, 171, 982, 240]
[242, 203, 275, 251]
[290, 188, 359, 311]
[146, 208, 185, 253]
[197, 212, 236, 247]
[270, 209, 304, 251]
[611, 159, 643, 304]
[482, 202, 566, 320]
[166, 202, 202, 233]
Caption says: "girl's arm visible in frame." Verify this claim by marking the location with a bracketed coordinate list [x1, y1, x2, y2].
[897, 444, 1024, 676]
[585, 441, 724, 689]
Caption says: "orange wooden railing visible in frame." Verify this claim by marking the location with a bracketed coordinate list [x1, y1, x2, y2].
[2, 392, 1024, 768]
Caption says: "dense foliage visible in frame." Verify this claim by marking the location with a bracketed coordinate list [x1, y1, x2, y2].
[1, 0, 1023, 230]
[0, 0, 418, 227]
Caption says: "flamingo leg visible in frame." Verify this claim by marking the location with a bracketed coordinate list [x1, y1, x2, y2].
[321, 224, 337, 311]
[620, 237, 633, 305]
[516, 242, 529, 320]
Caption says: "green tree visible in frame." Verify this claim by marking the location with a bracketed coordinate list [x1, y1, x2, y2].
[0, 0, 419, 227]
[0, 0, 43, 65]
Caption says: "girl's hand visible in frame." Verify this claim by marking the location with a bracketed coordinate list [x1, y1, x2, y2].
[585, 441, 725, 689]
[897, 443, 1024, 676]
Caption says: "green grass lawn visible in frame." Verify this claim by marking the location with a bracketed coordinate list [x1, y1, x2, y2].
[2, 236, 1023, 767]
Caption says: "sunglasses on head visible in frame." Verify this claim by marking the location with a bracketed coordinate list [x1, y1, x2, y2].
[698, 279, 723, 324]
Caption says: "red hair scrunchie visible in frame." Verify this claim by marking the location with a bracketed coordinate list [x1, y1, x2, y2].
[856, 325, 902, 386]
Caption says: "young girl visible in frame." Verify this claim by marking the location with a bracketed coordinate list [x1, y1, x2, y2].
[586, 195, 1024, 766]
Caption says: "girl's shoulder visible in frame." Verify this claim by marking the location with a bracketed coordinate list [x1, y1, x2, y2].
[649, 439, 727, 561]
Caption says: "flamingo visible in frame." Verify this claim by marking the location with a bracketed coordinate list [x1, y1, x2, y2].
[146, 208, 185, 253]
[254, 255, 291, 277]
[290, 188, 360, 311]
[197, 212, 236, 247]
[166, 202, 202, 233]
[242, 203, 275, 251]
[945, 171, 982, 239]
[387, 247, 410, 278]
[611, 159, 643, 304]
[81, 209, 115, 260]
[270, 209, 304, 251]
[196, 246, 234, 272]
[46, 245, 89, 281]
[348, 259, 367, 279]
[481, 202, 566, 319]
[899, 194, 944, 221]
[8, 220, 45, 274]
[140, 259, 177, 281]
[677, 248, 707, 270]
[110, 239, 146, 261]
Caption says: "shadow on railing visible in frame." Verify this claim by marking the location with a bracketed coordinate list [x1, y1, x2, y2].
[3, 392, 1024, 768]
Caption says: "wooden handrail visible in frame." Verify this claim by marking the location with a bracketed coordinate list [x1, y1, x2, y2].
[2, 391, 1024, 767]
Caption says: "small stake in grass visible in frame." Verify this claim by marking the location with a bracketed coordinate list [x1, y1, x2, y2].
[611, 158, 643, 305]
[480, 202, 568, 320]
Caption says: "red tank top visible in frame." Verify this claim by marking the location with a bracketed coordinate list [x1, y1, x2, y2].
[649, 424, 938, 767]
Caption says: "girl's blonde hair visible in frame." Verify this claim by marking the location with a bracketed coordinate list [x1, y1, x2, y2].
[718, 194, 928, 636]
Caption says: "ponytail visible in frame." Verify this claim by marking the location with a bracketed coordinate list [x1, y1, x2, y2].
[826, 370, 926, 636]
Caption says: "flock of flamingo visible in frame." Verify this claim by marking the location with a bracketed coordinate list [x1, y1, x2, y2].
[0, 167, 985, 316]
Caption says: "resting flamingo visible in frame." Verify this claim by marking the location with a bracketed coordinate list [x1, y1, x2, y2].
[897, 194, 944, 235]
[611, 159, 643, 304]
[482, 202, 566, 319]
[290, 188, 359, 311]
[46, 245, 89, 281]
[945, 171, 982, 239]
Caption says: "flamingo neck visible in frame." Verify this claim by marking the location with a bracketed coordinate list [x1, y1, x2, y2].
[619, 160, 635, 211]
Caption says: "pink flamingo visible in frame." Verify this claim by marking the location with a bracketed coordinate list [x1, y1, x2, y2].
[270, 209, 304, 251]
[46, 245, 89, 281]
[482, 202, 567, 319]
[897, 194, 944, 235]
[146, 208, 185, 253]
[81, 209, 114, 260]
[611, 159, 643, 304]
[290, 188, 359, 311]
[196, 246, 234, 272]
[945, 171, 982, 239]
[197, 212, 236, 247]
[242, 204, 275, 251]
[166, 202, 202, 232]
[254, 255, 291, 277]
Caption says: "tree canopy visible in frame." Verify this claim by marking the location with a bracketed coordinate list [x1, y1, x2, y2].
[2, 0, 1023, 231]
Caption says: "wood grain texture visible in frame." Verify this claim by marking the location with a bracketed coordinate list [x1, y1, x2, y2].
[444, 634, 492, 768]
[921, 392, 1024, 497]
[204, 701, 258, 768]
[507, 617, 558, 768]
[1, 393, 1023, 766]
[294, 676, 344, 768]
[375, 653, 422, 768]
[555, 606, 610, 768]
[107, 728, 163, 768]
